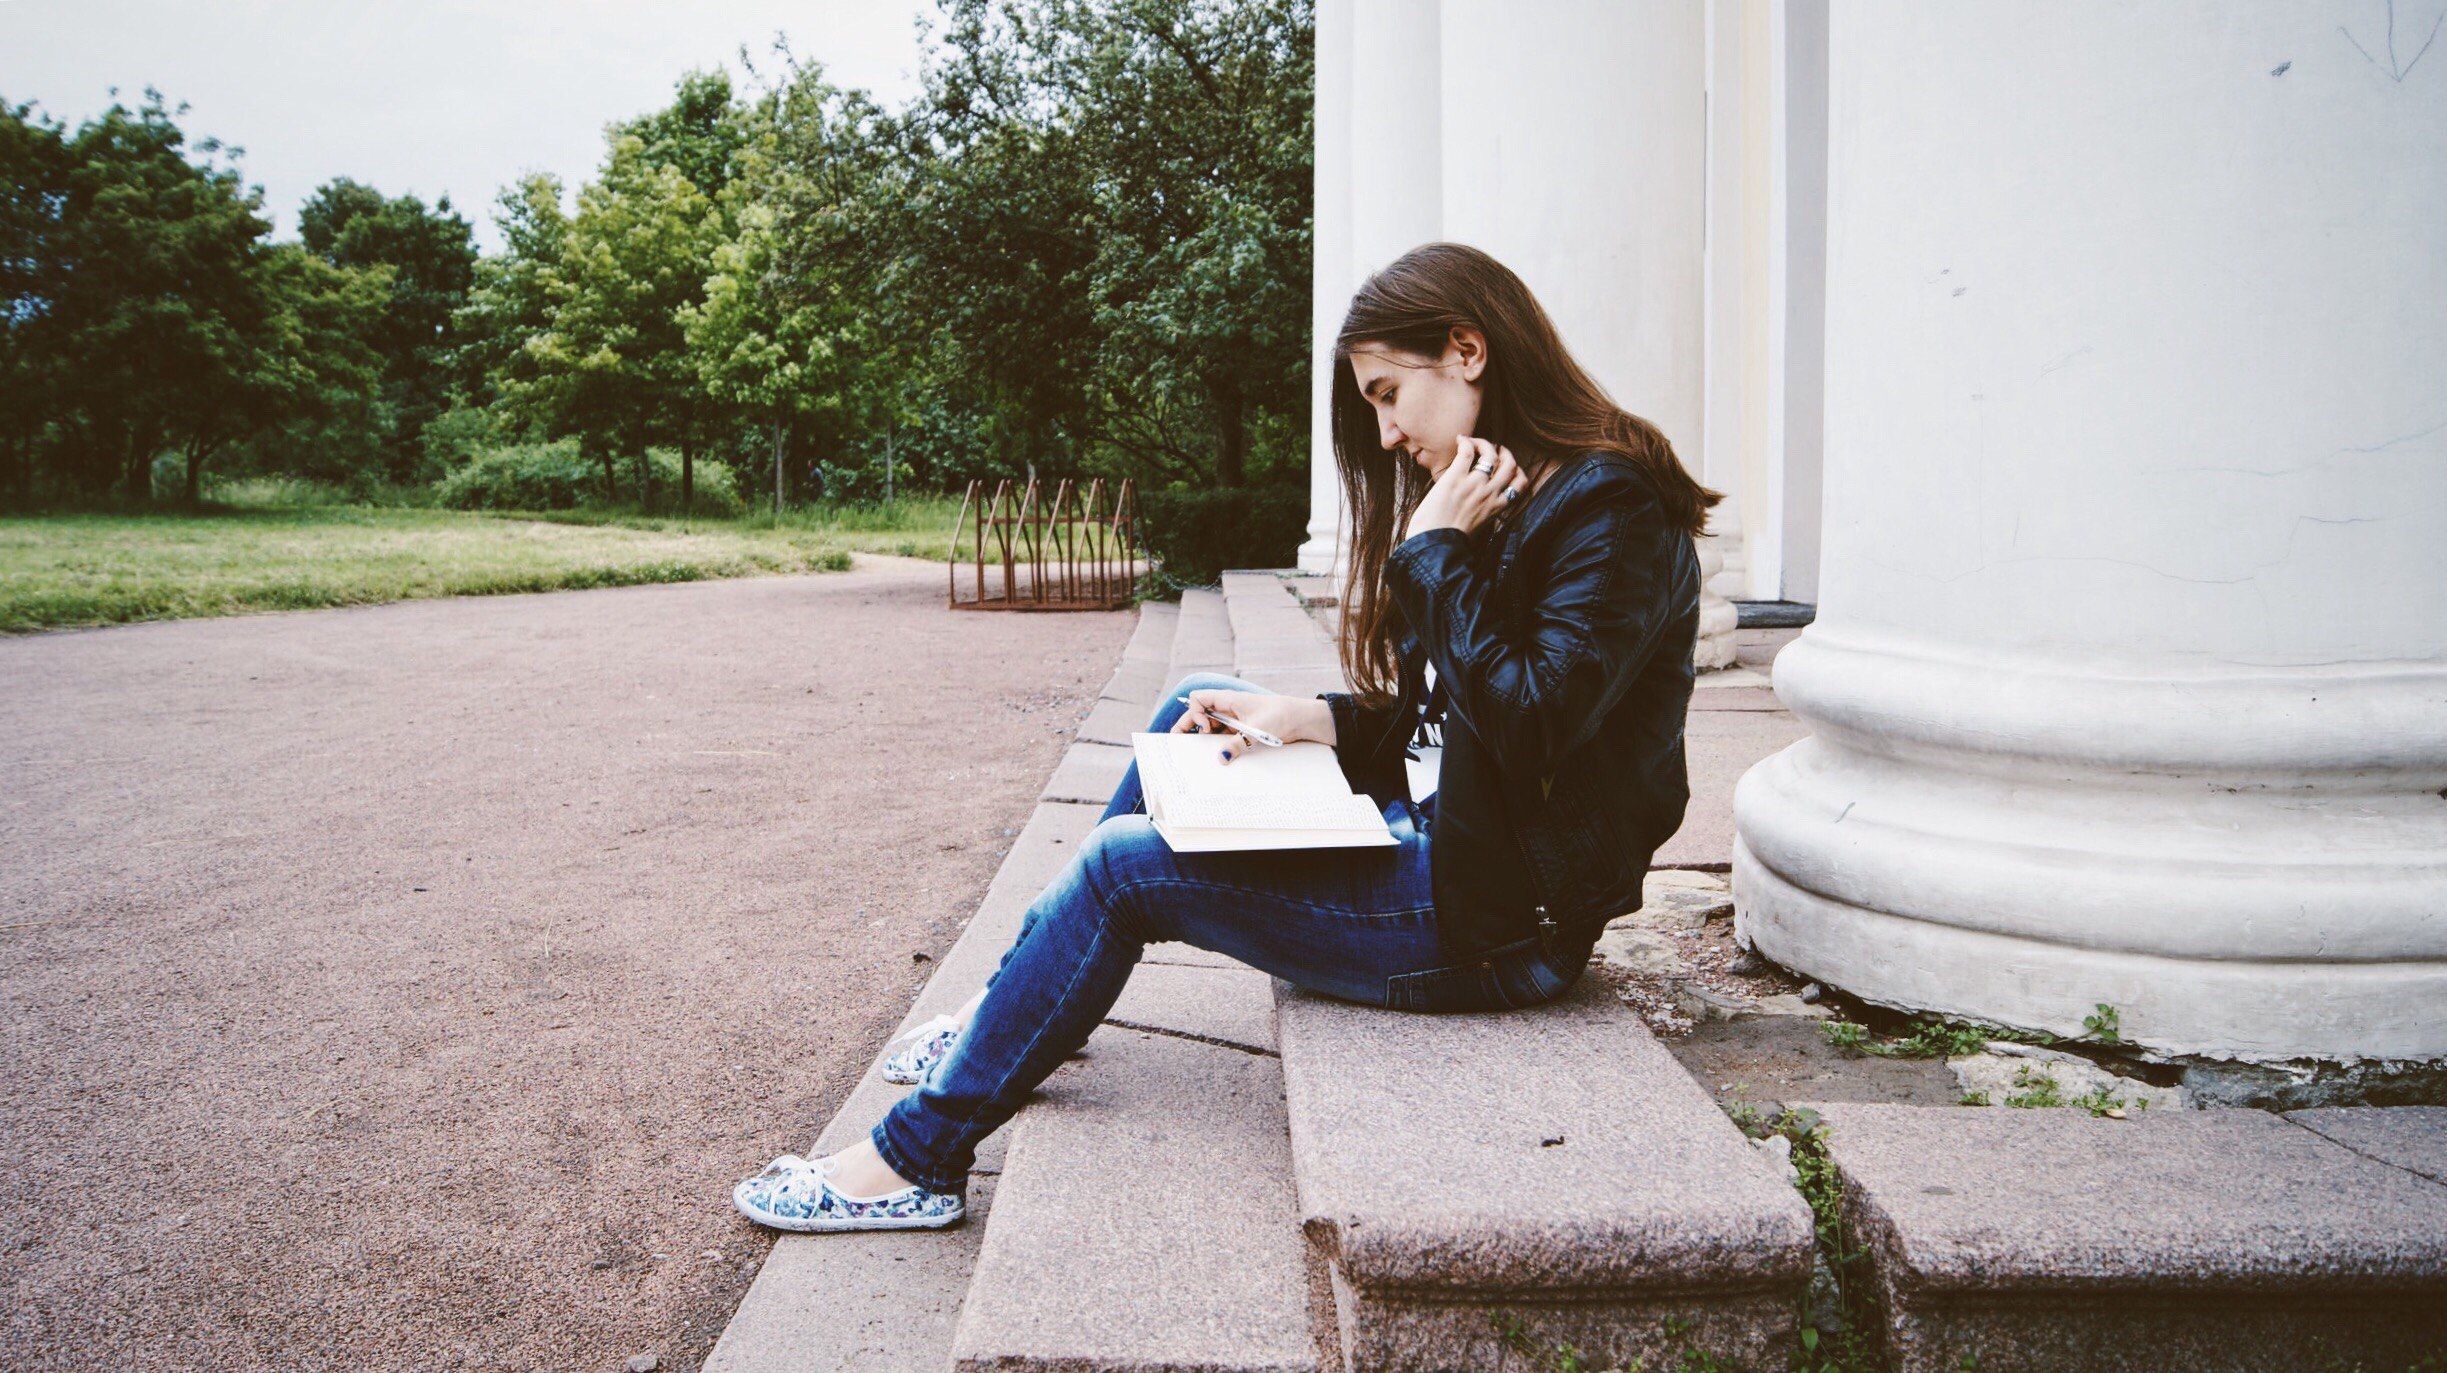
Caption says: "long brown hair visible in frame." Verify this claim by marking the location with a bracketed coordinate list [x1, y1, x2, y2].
[1329, 242, 1722, 705]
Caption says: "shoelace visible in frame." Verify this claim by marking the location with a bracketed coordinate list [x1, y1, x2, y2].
[750, 1154, 810, 1182]
[763, 1163, 834, 1209]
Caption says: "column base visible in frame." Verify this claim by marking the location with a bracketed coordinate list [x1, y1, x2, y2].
[1695, 537, 1738, 670]
[1732, 743, 2447, 1064]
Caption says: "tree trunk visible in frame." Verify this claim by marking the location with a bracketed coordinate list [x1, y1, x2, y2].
[636, 441, 652, 515]
[681, 434, 695, 514]
[1215, 374, 1246, 488]
[125, 431, 152, 505]
[884, 423, 895, 503]
[771, 419, 785, 515]
[183, 442, 205, 505]
[594, 433, 617, 504]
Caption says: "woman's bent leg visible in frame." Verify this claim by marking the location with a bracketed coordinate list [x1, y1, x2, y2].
[874, 805, 1444, 1192]
[964, 673, 1277, 1050]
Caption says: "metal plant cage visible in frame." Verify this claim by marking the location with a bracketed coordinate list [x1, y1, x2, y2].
[947, 476, 1144, 611]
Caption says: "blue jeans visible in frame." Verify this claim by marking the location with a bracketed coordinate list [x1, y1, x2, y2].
[871, 672, 1591, 1193]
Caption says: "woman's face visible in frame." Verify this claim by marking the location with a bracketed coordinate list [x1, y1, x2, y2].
[1348, 328, 1486, 479]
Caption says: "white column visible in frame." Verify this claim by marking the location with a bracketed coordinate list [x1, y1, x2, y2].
[1434, 0, 1734, 664]
[1298, 0, 1355, 574]
[1301, 0, 1444, 575]
[1733, 2, 2447, 1062]
[1700, 0, 1754, 603]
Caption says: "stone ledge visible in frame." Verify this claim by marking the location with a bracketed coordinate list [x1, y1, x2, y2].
[1099, 657, 1171, 709]
[1041, 741, 1131, 805]
[703, 1175, 1002, 1373]
[2286, 1105, 2447, 1186]
[1144, 940, 1257, 972]
[1107, 962, 1279, 1054]
[1238, 667, 1348, 699]
[1121, 599, 1181, 664]
[1168, 589, 1235, 682]
[1277, 976, 1814, 1369]
[1807, 1102, 2447, 1373]
[949, 1022, 1316, 1372]
[1075, 696, 1148, 747]
[709, 798, 1110, 1370]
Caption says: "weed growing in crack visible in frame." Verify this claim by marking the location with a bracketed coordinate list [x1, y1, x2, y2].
[1817, 1013, 2046, 1061]
[2003, 1065, 2064, 1109]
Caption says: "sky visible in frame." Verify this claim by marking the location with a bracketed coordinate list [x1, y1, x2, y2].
[0, 0, 936, 252]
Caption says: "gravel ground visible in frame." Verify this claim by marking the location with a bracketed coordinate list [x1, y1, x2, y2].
[0, 556, 1133, 1372]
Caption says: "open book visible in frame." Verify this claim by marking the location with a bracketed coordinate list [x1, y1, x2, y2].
[1130, 732, 1399, 853]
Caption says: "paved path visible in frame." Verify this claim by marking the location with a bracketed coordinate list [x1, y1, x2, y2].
[0, 558, 1135, 1372]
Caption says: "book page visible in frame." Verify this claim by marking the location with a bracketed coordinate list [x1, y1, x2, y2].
[1131, 733, 1383, 832]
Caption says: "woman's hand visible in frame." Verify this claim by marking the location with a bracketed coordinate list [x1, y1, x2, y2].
[1171, 690, 1337, 764]
[1405, 436, 1527, 542]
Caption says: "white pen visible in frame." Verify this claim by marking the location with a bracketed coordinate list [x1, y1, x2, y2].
[1175, 696, 1284, 748]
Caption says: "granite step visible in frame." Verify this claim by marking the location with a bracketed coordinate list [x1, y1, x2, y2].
[1805, 1102, 2447, 1373]
[1277, 976, 1817, 1371]
[1170, 587, 1236, 683]
[1219, 570, 1345, 697]
[1102, 598, 1181, 707]
[947, 971, 1317, 1373]
[705, 600, 1182, 1373]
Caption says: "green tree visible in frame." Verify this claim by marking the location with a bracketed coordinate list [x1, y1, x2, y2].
[0, 98, 72, 502]
[172, 243, 389, 501]
[297, 176, 477, 479]
[523, 134, 725, 511]
[683, 199, 833, 511]
[696, 52, 922, 505]
[890, 0, 1314, 490]
[38, 91, 275, 501]
[1051, 0, 1314, 488]
[451, 172, 570, 417]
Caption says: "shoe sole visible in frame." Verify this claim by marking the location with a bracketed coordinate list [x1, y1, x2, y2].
[731, 1187, 964, 1233]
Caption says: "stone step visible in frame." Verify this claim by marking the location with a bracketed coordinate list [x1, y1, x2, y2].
[1277, 975, 1816, 1371]
[704, 598, 1177, 1373]
[1169, 587, 1236, 684]
[1100, 598, 1180, 707]
[1805, 1102, 2447, 1373]
[703, 800, 1110, 1373]
[947, 968, 1318, 1372]
[1217, 569, 1345, 697]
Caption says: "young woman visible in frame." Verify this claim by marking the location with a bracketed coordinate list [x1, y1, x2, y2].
[733, 241, 1719, 1231]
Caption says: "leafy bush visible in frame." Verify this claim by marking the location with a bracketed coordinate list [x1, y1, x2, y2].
[1135, 485, 1309, 589]
[436, 442, 744, 516]
[205, 476, 434, 509]
[435, 441, 596, 510]
[420, 404, 508, 472]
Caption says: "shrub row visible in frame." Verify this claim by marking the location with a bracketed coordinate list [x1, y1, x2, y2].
[435, 442, 746, 516]
[1134, 485, 1309, 589]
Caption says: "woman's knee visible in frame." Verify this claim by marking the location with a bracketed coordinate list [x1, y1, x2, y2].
[1075, 815, 1174, 942]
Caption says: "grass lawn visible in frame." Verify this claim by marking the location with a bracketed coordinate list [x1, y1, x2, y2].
[0, 495, 967, 633]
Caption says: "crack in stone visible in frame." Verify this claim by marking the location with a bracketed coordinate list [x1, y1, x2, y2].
[2277, 1113, 2447, 1193]
[1101, 1016, 1279, 1058]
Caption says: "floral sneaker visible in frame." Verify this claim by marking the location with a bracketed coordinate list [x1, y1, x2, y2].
[731, 1156, 964, 1233]
[880, 1013, 965, 1085]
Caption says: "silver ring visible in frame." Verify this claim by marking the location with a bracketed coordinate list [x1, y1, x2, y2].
[1502, 486, 1520, 503]
[1472, 458, 1494, 475]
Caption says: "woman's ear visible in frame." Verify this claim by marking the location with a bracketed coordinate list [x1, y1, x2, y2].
[1448, 325, 1489, 383]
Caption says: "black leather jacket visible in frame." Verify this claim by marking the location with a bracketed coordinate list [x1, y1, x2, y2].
[1320, 449, 1700, 960]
